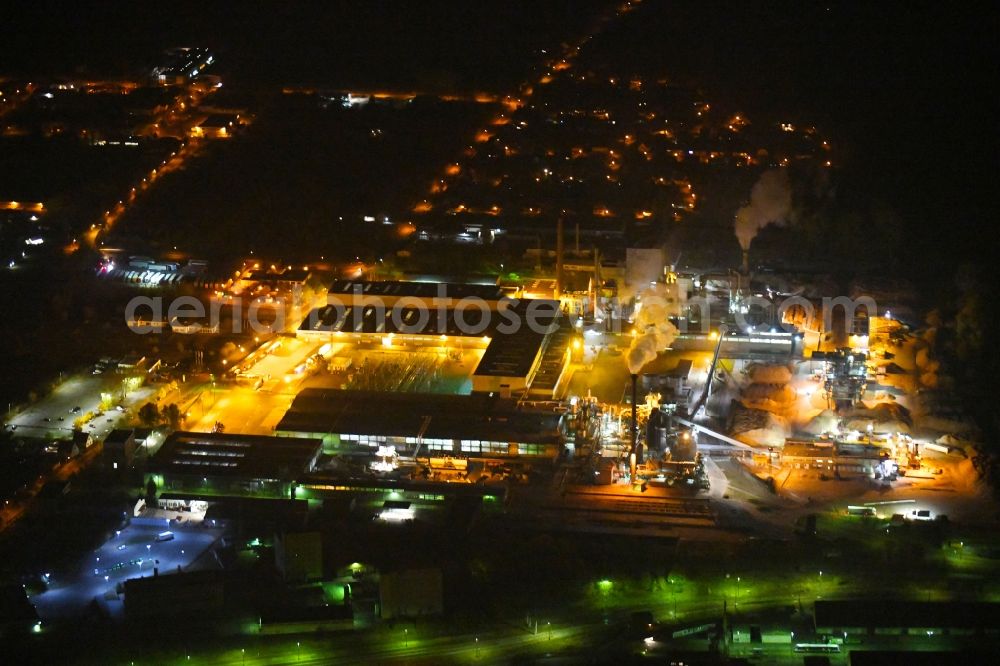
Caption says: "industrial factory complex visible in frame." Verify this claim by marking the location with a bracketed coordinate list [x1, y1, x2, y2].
[12, 230, 983, 664]
[3, 6, 994, 661]
[132, 256, 928, 512]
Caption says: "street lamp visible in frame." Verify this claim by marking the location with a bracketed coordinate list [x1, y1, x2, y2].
[404, 628, 408, 648]
[671, 584, 678, 616]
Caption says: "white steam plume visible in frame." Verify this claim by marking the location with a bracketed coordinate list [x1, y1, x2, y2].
[734, 169, 792, 251]
[621, 248, 665, 303]
[626, 284, 680, 375]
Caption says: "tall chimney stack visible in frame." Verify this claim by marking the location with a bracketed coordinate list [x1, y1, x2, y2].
[630, 373, 638, 454]
[555, 217, 565, 298]
[741, 249, 749, 275]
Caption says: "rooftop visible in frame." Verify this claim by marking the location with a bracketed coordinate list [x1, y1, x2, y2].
[815, 600, 1000, 630]
[300, 304, 496, 337]
[123, 570, 222, 596]
[327, 279, 505, 302]
[299, 299, 561, 380]
[149, 431, 322, 480]
[473, 303, 562, 378]
[104, 428, 134, 445]
[197, 113, 238, 129]
[276, 389, 563, 445]
[782, 441, 885, 460]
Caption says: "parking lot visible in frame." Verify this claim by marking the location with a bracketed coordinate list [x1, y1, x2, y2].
[5, 373, 156, 441]
[30, 521, 224, 620]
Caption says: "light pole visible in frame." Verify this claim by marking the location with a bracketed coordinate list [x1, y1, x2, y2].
[404, 628, 408, 648]
[475, 636, 480, 658]
[547, 621, 552, 640]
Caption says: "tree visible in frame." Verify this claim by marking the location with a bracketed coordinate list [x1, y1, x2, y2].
[138, 402, 159, 426]
[163, 403, 182, 429]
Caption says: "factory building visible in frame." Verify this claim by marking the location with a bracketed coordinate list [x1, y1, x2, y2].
[814, 600, 1000, 637]
[190, 113, 242, 139]
[379, 568, 443, 619]
[300, 282, 572, 398]
[671, 330, 799, 357]
[124, 570, 224, 618]
[326, 279, 507, 310]
[276, 389, 564, 460]
[234, 265, 311, 296]
[150, 47, 214, 85]
[103, 428, 138, 471]
[274, 531, 323, 582]
[779, 440, 891, 477]
[812, 348, 869, 407]
[145, 431, 322, 499]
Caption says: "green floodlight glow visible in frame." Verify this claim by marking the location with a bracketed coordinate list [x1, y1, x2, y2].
[597, 579, 613, 592]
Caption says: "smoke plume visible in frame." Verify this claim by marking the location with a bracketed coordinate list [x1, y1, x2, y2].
[621, 248, 665, 303]
[626, 284, 680, 374]
[734, 169, 792, 250]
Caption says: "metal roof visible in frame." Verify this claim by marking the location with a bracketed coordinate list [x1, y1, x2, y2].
[276, 389, 563, 445]
[149, 431, 321, 480]
[327, 280, 505, 302]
